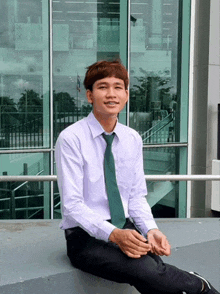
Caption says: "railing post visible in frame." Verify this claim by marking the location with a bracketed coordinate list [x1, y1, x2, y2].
[2, 171, 8, 188]
[2, 172, 9, 218]
[218, 104, 220, 160]
[23, 163, 28, 219]
[11, 190, 16, 219]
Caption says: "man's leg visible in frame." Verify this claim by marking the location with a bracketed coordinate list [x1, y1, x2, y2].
[65, 222, 202, 294]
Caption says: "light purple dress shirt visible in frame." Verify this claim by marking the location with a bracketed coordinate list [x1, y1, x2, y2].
[55, 112, 158, 242]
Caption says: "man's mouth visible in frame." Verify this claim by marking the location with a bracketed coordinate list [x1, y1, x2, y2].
[104, 102, 119, 105]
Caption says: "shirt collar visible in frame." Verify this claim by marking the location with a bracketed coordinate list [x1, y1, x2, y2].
[86, 112, 124, 141]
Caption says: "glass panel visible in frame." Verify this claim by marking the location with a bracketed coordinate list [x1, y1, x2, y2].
[0, 0, 50, 149]
[129, 0, 181, 144]
[53, 180, 61, 219]
[0, 152, 50, 219]
[144, 146, 187, 218]
[53, 154, 61, 219]
[52, 0, 125, 143]
[52, 146, 187, 219]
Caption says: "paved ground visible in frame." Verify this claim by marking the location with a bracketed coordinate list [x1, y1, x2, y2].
[0, 218, 219, 293]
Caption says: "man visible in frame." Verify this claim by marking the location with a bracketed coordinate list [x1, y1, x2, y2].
[55, 60, 219, 294]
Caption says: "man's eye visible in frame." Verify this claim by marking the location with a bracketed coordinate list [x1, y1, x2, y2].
[116, 86, 123, 89]
[99, 86, 106, 89]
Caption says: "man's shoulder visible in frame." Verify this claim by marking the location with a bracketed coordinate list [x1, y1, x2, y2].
[57, 117, 88, 141]
[117, 122, 142, 142]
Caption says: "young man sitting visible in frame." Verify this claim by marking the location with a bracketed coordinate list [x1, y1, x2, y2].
[55, 60, 219, 294]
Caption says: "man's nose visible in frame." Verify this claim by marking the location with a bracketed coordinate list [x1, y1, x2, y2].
[106, 87, 116, 97]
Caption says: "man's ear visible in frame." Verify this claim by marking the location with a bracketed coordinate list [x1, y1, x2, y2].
[125, 90, 129, 103]
[86, 90, 93, 104]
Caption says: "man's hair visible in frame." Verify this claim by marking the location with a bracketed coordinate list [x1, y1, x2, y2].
[83, 60, 129, 91]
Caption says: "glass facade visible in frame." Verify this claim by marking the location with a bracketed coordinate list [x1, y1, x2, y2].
[0, 0, 50, 149]
[129, 0, 180, 143]
[0, 152, 50, 219]
[0, 0, 190, 220]
[129, 0, 190, 218]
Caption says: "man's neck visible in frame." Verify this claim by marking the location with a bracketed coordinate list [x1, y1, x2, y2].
[93, 111, 117, 133]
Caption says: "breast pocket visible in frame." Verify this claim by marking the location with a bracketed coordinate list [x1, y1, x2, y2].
[116, 157, 135, 190]
[86, 164, 102, 182]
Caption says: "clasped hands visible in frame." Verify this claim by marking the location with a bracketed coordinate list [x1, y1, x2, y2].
[109, 228, 171, 259]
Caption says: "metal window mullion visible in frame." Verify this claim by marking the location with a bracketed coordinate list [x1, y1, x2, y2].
[119, 0, 129, 126]
[127, 0, 131, 127]
[50, 0, 54, 220]
[187, 0, 196, 218]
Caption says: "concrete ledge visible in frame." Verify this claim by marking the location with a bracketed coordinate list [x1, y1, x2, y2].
[1, 218, 219, 293]
[1, 271, 139, 294]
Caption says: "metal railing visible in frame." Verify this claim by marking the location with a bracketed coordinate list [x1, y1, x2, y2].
[9, 170, 44, 218]
[141, 113, 173, 144]
[0, 108, 92, 149]
[0, 175, 220, 182]
[0, 175, 219, 219]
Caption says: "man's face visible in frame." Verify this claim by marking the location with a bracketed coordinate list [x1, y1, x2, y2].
[86, 77, 128, 119]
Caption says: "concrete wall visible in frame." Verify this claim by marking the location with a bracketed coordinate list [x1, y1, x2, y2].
[205, 0, 220, 215]
[190, 0, 220, 217]
[190, 0, 211, 217]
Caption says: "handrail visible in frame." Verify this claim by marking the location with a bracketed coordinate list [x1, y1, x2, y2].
[0, 148, 54, 154]
[141, 113, 173, 138]
[12, 170, 44, 192]
[144, 175, 220, 181]
[0, 176, 57, 181]
[143, 117, 173, 143]
[0, 175, 220, 181]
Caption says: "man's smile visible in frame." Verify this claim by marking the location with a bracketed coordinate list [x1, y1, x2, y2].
[104, 101, 119, 105]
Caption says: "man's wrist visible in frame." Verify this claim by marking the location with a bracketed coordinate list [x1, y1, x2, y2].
[147, 228, 159, 236]
[109, 228, 120, 243]
[145, 228, 158, 241]
[147, 228, 159, 233]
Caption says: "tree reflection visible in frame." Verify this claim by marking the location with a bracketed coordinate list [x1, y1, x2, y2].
[130, 72, 173, 113]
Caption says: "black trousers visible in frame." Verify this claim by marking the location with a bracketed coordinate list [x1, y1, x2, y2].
[65, 219, 202, 294]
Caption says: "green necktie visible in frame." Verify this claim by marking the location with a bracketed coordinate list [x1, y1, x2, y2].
[102, 133, 126, 229]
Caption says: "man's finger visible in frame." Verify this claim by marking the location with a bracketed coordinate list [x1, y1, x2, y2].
[128, 230, 150, 248]
[151, 242, 171, 256]
[123, 239, 151, 254]
[161, 236, 169, 249]
[152, 245, 163, 256]
[130, 230, 147, 242]
[160, 238, 171, 255]
[123, 246, 151, 258]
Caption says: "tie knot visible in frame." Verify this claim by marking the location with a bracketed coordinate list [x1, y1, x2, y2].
[102, 133, 115, 146]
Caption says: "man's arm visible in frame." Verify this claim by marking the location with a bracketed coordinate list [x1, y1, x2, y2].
[55, 132, 116, 242]
[127, 135, 171, 256]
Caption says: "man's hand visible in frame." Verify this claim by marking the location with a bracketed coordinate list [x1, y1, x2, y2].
[147, 229, 171, 256]
[109, 228, 151, 259]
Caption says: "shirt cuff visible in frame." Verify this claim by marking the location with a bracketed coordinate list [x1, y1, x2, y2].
[141, 220, 159, 236]
[97, 220, 116, 242]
